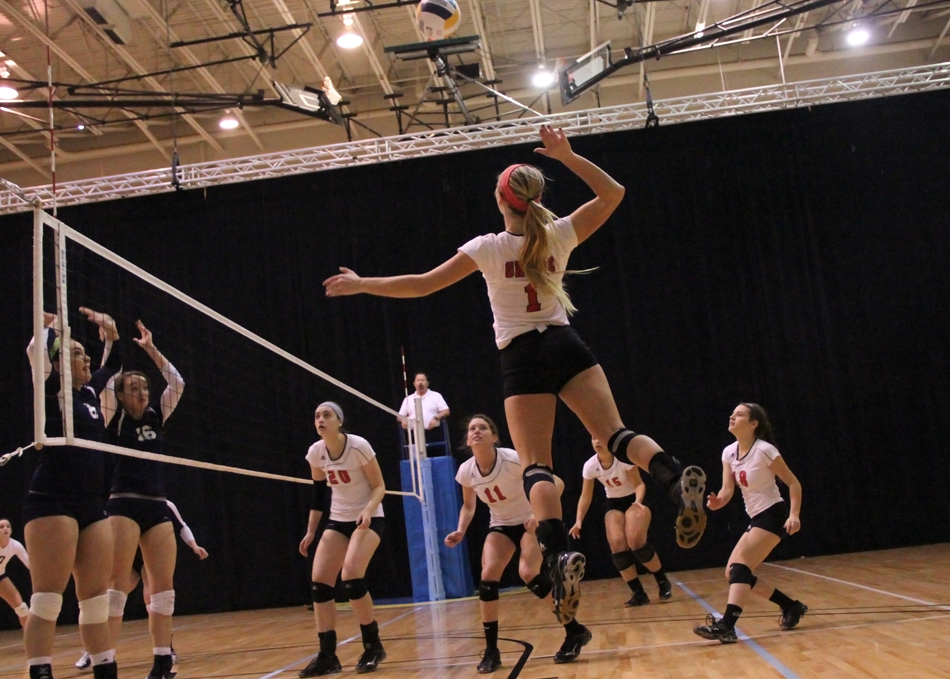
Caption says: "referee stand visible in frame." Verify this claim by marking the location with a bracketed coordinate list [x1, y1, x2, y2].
[399, 398, 473, 602]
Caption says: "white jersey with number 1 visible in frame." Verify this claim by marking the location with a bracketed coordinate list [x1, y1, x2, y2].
[456, 447, 533, 527]
[306, 435, 385, 523]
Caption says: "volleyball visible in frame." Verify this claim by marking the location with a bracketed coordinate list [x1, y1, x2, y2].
[416, 0, 461, 41]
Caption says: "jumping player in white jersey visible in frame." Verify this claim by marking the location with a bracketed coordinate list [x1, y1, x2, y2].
[0, 519, 30, 626]
[571, 436, 672, 607]
[324, 125, 707, 626]
[693, 403, 806, 643]
[445, 415, 590, 673]
[298, 402, 387, 677]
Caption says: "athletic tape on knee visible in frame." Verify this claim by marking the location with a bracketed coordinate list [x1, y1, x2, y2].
[611, 549, 636, 573]
[29, 592, 63, 622]
[607, 429, 638, 464]
[632, 544, 657, 564]
[522, 463, 555, 500]
[525, 574, 552, 600]
[78, 593, 110, 625]
[342, 578, 368, 601]
[14, 602, 29, 617]
[728, 563, 756, 586]
[108, 589, 128, 618]
[147, 590, 175, 616]
[311, 581, 335, 603]
[478, 580, 500, 602]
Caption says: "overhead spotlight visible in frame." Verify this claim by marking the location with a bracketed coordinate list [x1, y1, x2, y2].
[218, 111, 239, 130]
[336, 14, 363, 49]
[846, 24, 870, 46]
[695, 21, 706, 39]
[0, 85, 18, 100]
[532, 64, 555, 89]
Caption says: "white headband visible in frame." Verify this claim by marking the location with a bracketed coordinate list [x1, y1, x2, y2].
[317, 401, 344, 424]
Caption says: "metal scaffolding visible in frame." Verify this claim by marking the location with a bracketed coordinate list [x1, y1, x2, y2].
[2, 62, 949, 215]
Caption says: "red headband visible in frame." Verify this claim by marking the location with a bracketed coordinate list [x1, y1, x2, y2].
[498, 164, 536, 213]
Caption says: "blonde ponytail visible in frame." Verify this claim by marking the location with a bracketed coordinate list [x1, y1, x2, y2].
[499, 164, 580, 315]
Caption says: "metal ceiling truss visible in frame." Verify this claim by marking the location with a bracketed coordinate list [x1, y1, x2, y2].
[2, 62, 948, 215]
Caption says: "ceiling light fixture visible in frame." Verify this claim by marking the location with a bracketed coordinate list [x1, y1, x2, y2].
[532, 64, 555, 89]
[218, 111, 239, 130]
[846, 24, 870, 46]
[336, 14, 363, 49]
[0, 85, 18, 100]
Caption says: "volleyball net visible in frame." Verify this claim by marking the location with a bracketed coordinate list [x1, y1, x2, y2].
[12, 207, 430, 503]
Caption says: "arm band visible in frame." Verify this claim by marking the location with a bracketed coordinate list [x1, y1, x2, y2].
[311, 479, 328, 510]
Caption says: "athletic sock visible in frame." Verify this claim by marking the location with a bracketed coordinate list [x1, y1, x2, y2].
[653, 569, 669, 585]
[647, 451, 683, 495]
[318, 630, 337, 656]
[563, 618, 583, 636]
[626, 577, 645, 594]
[769, 588, 796, 610]
[483, 621, 499, 650]
[360, 620, 381, 646]
[722, 604, 743, 630]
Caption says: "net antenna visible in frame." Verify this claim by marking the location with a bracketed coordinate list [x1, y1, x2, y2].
[12, 207, 426, 503]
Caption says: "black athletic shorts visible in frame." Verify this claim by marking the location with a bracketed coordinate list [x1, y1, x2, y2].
[488, 523, 527, 546]
[747, 501, 789, 539]
[325, 517, 385, 539]
[500, 325, 599, 397]
[0, 573, 8, 582]
[605, 493, 638, 514]
[107, 497, 171, 534]
[22, 492, 107, 530]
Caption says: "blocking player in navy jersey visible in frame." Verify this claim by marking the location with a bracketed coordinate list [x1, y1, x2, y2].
[23, 309, 122, 679]
[298, 402, 387, 677]
[324, 125, 707, 627]
[0, 519, 30, 626]
[571, 436, 672, 607]
[75, 498, 208, 672]
[102, 320, 184, 679]
[693, 403, 806, 643]
[446, 415, 591, 673]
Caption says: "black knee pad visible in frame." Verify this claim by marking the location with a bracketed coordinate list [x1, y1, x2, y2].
[522, 464, 556, 500]
[607, 429, 638, 465]
[632, 544, 656, 564]
[343, 578, 369, 601]
[728, 563, 757, 587]
[611, 549, 636, 572]
[311, 581, 335, 603]
[479, 580, 500, 602]
[648, 451, 683, 491]
[525, 574, 552, 599]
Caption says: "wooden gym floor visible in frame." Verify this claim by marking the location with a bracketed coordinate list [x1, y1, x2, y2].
[1, 543, 947, 679]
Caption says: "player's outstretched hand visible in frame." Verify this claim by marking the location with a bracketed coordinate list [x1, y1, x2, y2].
[706, 493, 725, 511]
[324, 267, 362, 297]
[133, 320, 153, 348]
[444, 530, 463, 548]
[79, 307, 119, 341]
[533, 124, 574, 163]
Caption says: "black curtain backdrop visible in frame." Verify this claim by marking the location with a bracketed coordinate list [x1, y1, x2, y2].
[1, 88, 949, 630]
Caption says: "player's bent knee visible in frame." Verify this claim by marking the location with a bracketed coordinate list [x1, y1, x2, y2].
[342, 578, 368, 601]
[29, 592, 63, 622]
[728, 563, 757, 587]
[78, 593, 110, 625]
[148, 590, 175, 616]
[478, 580, 500, 602]
[632, 544, 656, 564]
[311, 581, 335, 604]
[522, 464, 556, 500]
[108, 589, 128, 617]
[611, 549, 636, 573]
